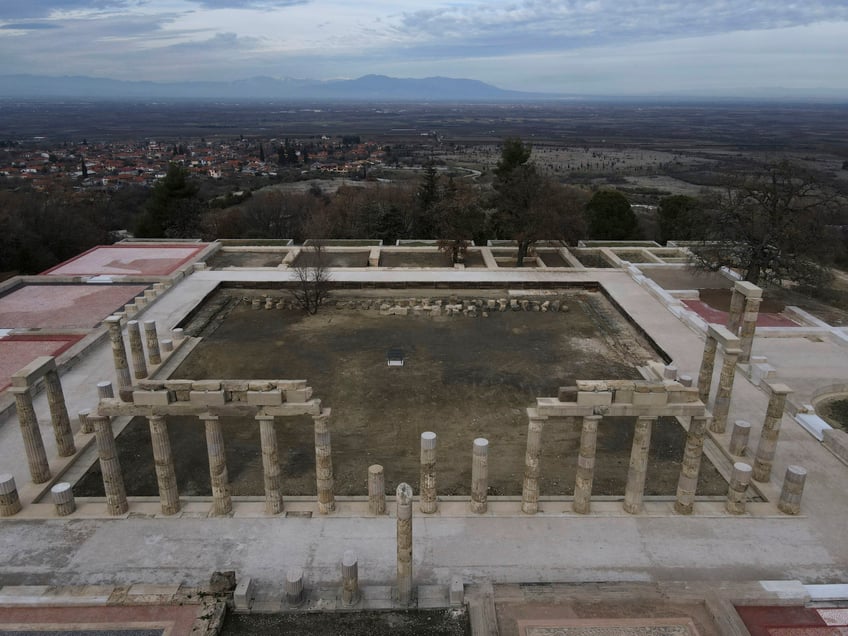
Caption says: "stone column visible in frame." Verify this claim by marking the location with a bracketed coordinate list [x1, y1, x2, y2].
[709, 347, 741, 434]
[470, 438, 489, 514]
[726, 285, 745, 334]
[697, 333, 718, 404]
[674, 416, 710, 515]
[202, 413, 232, 515]
[285, 567, 305, 606]
[97, 381, 115, 399]
[0, 474, 22, 517]
[368, 464, 386, 515]
[573, 415, 601, 514]
[127, 320, 148, 380]
[51, 482, 76, 516]
[521, 411, 546, 514]
[313, 408, 335, 514]
[143, 320, 162, 366]
[739, 295, 763, 364]
[396, 482, 414, 606]
[105, 316, 132, 395]
[11, 387, 51, 484]
[257, 415, 283, 515]
[149, 415, 180, 515]
[419, 431, 437, 513]
[78, 409, 94, 435]
[752, 383, 792, 483]
[623, 416, 655, 514]
[725, 462, 752, 515]
[43, 369, 75, 457]
[729, 420, 751, 456]
[778, 465, 807, 515]
[92, 415, 128, 516]
[341, 550, 360, 606]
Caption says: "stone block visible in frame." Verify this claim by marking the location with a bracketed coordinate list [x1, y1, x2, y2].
[11, 356, 57, 388]
[190, 390, 226, 406]
[632, 391, 668, 406]
[285, 387, 313, 402]
[247, 390, 283, 406]
[234, 577, 255, 610]
[193, 380, 222, 392]
[734, 280, 763, 298]
[576, 391, 612, 407]
[133, 390, 173, 406]
[164, 380, 194, 391]
[450, 576, 464, 606]
[823, 428, 848, 464]
[137, 379, 166, 391]
[613, 389, 634, 404]
[248, 381, 273, 391]
[666, 386, 700, 403]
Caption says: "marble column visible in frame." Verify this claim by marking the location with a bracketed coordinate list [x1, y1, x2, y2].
[709, 347, 741, 434]
[313, 408, 335, 514]
[521, 412, 546, 514]
[573, 415, 601, 514]
[92, 415, 128, 516]
[697, 334, 718, 404]
[396, 482, 414, 606]
[342, 550, 360, 606]
[752, 383, 792, 483]
[149, 415, 180, 515]
[419, 431, 437, 514]
[285, 567, 305, 606]
[674, 416, 710, 515]
[44, 369, 75, 457]
[143, 320, 162, 366]
[127, 320, 148, 380]
[725, 462, 752, 514]
[778, 465, 807, 515]
[105, 316, 132, 395]
[257, 414, 283, 515]
[729, 420, 751, 456]
[97, 381, 114, 399]
[726, 286, 745, 334]
[0, 474, 22, 517]
[78, 409, 94, 435]
[51, 482, 76, 516]
[11, 387, 51, 484]
[739, 295, 762, 364]
[368, 464, 386, 515]
[202, 413, 232, 515]
[470, 438, 489, 514]
[623, 416, 655, 514]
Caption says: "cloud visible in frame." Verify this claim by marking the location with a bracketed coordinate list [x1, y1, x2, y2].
[189, 0, 309, 7]
[0, 22, 62, 30]
[0, 1, 134, 20]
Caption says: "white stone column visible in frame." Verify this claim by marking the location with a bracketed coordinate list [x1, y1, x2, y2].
[725, 462, 752, 515]
[44, 368, 75, 457]
[573, 415, 601, 514]
[419, 431, 437, 514]
[78, 409, 94, 435]
[285, 567, 305, 606]
[313, 408, 335, 514]
[92, 415, 128, 516]
[143, 320, 162, 366]
[729, 420, 751, 456]
[739, 294, 763, 364]
[97, 381, 115, 399]
[521, 410, 546, 514]
[149, 415, 180, 515]
[674, 416, 709, 515]
[726, 285, 745, 334]
[752, 383, 792, 483]
[396, 482, 414, 606]
[710, 347, 741, 434]
[0, 474, 22, 517]
[11, 387, 51, 484]
[470, 438, 489, 514]
[623, 416, 655, 514]
[368, 464, 386, 515]
[105, 316, 132, 396]
[697, 333, 718, 404]
[202, 413, 232, 515]
[341, 550, 360, 606]
[778, 465, 807, 515]
[51, 482, 76, 516]
[257, 414, 283, 515]
[127, 320, 148, 380]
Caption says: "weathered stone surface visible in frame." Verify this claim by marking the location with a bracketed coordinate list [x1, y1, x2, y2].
[202, 414, 232, 516]
[368, 464, 386, 515]
[623, 416, 654, 514]
[674, 416, 709, 515]
[149, 415, 180, 515]
[521, 411, 546, 514]
[246, 390, 283, 406]
[314, 408, 335, 514]
[396, 483, 414, 606]
[573, 415, 600, 514]
[257, 415, 283, 515]
[133, 390, 173, 406]
[710, 347, 741, 434]
[419, 431, 437, 514]
[753, 383, 792, 482]
[92, 415, 128, 516]
[0, 474, 22, 517]
[10, 355, 57, 388]
[778, 465, 807, 515]
[12, 387, 51, 484]
[726, 462, 752, 515]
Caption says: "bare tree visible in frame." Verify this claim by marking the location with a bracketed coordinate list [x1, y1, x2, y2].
[289, 241, 332, 314]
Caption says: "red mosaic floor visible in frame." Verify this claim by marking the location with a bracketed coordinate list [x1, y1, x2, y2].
[682, 300, 799, 328]
[42, 244, 207, 277]
[737, 605, 848, 635]
[0, 335, 84, 391]
[0, 605, 200, 635]
[0, 285, 148, 329]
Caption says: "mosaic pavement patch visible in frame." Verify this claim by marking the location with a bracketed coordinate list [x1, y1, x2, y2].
[0, 335, 84, 391]
[519, 618, 700, 635]
[42, 245, 207, 277]
[0, 606, 198, 636]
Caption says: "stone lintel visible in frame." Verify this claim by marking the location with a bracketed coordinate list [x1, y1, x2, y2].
[535, 400, 593, 418]
[11, 356, 57, 388]
[707, 324, 741, 348]
[734, 280, 764, 298]
[666, 386, 701, 403]
[576, 391, 612, 407]
[632, 391, 668, 407]
[189, 390, 227, 406]
[246, 390, 284, 406]
[766, 382, 793, 395]
[98, 400, 256, 418]
[192, 380, 222, 392]
[284, 387, 313, 402]
[608, 403, 706, 417]
[263, 401, 323, 417]
[132, 390, 173, 406]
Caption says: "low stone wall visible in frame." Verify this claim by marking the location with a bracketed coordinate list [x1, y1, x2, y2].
[823, 428, 848, 465]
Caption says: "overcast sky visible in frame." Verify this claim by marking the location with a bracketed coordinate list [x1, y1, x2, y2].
[1, 0, 847, 96]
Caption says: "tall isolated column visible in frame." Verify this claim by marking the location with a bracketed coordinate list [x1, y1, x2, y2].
[470, 438, 489, 514]
[91, 415, 128, 515]
[11, 387, 51, 483]
[202, 413, 232, 515]
[752, 383, 792, 483]
[674, 415, 710, 515]
[126, 320, 148, 380]
[396, 482, 414, 606]
[313, 408, 335, 514]
[521, 410, 546, 514]
[148, 415, 180, 515]
[105, 316, 132, 396]
[623, 416, 655, 514]
[43, 368, 76, 457]
[739, 294, 762, 364]
[143, 320, 162, 366]
[697, 334, 718, 404]
[726, 286, 745, 334]
[257, 414, 283, 515]
[419, 431, 437, 513]
[341, 550, 360, 606]
[368, 465, 386, 515]
[573, 415, 601, 514]
[710, 347, 741, 434]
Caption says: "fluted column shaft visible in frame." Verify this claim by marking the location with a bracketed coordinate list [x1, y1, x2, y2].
[396, 482, 413, 606]
[127, 320, 148, 379]
[342, 550, 359, 606]
[521, 413, 546, 514]
[726, 286, 745, 334]
[258, 415, 283, 515]
[419, 431, 437, 513]
[710, 348, 741, 434]
[92, 415, 128, 515]
[143, 320, 162, 366]
[623, 416, 655, 514]
[202, 413, 232, 515]
[470, 438, 489, 514]
[674, 416, 709, 514]
[313, 408, 335, 514]
[752, 384, 792, 483]
[44, 369, 75, 457]
[725, 462, 752, 514]
[573, 415, 601, 514]
[105, 316, 132, 394]
[12, 387, 51, 484]
[368, 465, 386, 515]
[148, 415, 180, 515]
[697, 335, 718, 404]
[739, 296, 762, 364]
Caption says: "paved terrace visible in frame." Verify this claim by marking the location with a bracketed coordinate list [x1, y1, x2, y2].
[0, 263, 846, 599]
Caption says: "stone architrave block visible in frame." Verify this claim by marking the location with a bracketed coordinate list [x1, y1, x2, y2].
[632, 391, 669, 407]
[234, 577, 255, 610]
[11, 355, 57, 388]
[666, 386, 700, 403]
[133, 390, 173, 406]
[576, 391, 613, 407]
[190, 390, 227, 406]
[284, 387, 313, 402]
[247, 390, 283, 406]
[137, 380, 166, 391]
[613, 389, 635, 404]
[823, 429, 848, 464]
[734, 280, 763, 299]
[264, 401, 323, 416]
[248, 381, 273, 391]
[192, 380, 222, 392]
[535, 399, 594, 418]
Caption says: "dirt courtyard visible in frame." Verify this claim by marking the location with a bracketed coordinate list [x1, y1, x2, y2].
[76, 289, 727, 498]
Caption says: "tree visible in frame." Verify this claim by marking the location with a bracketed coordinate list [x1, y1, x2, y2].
[657, 195, 700, 244]
[585, 190, 639, 240]
[414, 160, 440, 238]
[435, 179, 485, 263]
[690, 160, 840, 286]
[290, 242, 332, 314]
[135, 163, 201, 238]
